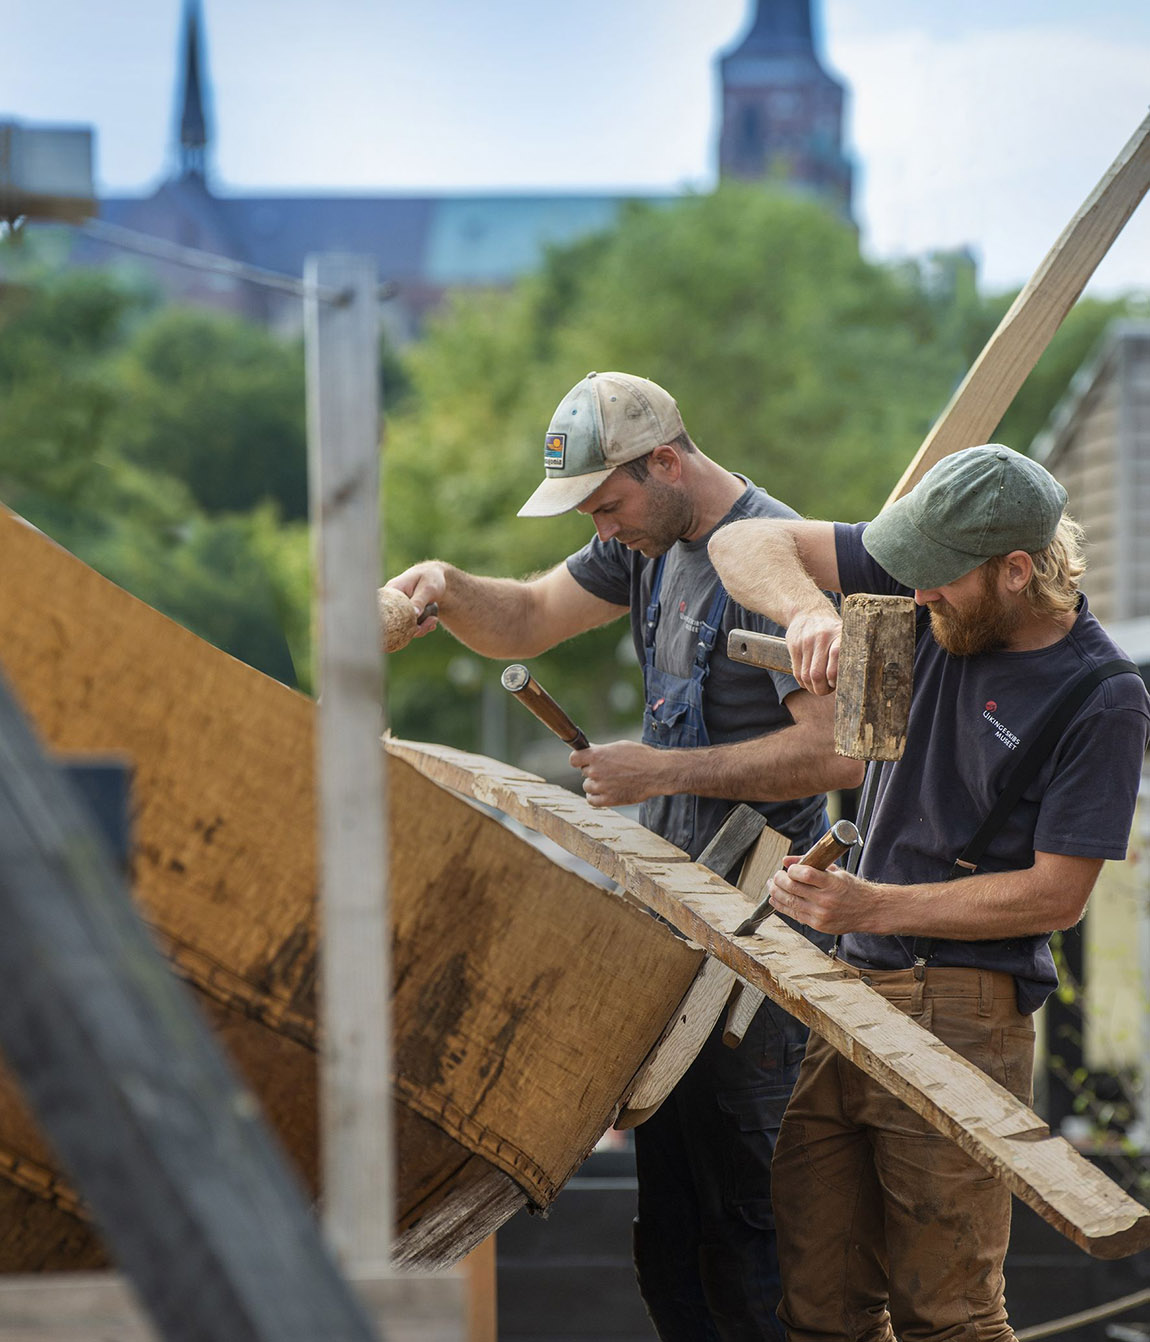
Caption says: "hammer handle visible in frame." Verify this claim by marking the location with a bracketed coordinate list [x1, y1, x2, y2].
[727, 629, 792, 673]
[733, 818, 860, 936]
[501, 665, 590, 751]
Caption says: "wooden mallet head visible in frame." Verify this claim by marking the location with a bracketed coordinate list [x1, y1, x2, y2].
[831, 594, 915, 760]
[727, 593, 915, 762]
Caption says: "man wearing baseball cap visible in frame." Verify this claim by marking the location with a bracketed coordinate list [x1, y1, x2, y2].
[387, 371, 863, 1340]
[710, 445, 1150, 1342]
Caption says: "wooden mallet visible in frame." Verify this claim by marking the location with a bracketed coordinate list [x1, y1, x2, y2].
[378, 588, 438, 653]
[728, 593, 915, 761]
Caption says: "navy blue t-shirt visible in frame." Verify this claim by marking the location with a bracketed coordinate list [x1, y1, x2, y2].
[835, 521, 1150, 1012]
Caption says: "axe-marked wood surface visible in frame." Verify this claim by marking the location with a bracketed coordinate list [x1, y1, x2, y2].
[615, 818, 791, 1127]
[0, 510, 702, 1271]
[833, 595, 915, 762]
[389, 738, 1150, 1261]
[886, 111, 1150, 506]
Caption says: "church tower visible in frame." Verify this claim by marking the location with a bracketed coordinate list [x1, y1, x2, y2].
[718, 0, 853, 220]
[173, 0, 211, 181]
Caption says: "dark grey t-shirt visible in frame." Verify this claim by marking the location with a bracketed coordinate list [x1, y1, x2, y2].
[835, 520, 1150, 1011]
[566, 479, 828, 850]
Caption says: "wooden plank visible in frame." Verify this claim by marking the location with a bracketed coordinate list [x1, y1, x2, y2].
[0, 507, 704, 1274]
[0, 673, 378, 1342]
[723, 823, 793, 1047]
[304, 252, 392, 1274]
[387, 760, 702, 1208]
[388, 737, 1150, 1261]
[615, 956, 737, 1127]
[615, 806, 782, 1127]
[886, 111, 1150, 506]
[463, 1237, 497, 1342]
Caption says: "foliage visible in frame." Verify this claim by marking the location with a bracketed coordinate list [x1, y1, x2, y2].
[111, 308, 308, 521]
[384, 188, 951, 746]
[383, 189, 1141, 749]
[0, 249, 310, 687]
[1, 193, 1141, 746]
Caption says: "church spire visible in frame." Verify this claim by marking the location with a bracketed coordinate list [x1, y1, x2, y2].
[718, 0, 853, 220]
[174, 0, 211, 180]
[734, 0, 815, 56]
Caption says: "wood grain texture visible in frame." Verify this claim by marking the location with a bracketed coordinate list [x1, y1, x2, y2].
[305, 253, 391, 1271]
[885, 111, 1150, 506]
[723, 823, 803, 1047]
[0, 508, 702, 1272]
[833, 595, 915, 762]
[389, 738, 1150, 1261]
[614, 807, 783, 1127]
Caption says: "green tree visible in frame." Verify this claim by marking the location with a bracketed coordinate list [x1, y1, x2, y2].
[0, 264, 152, 517]
[0, 249, 311, 686]
[383, 187, 967, 747]
[111, 308, 309, 520]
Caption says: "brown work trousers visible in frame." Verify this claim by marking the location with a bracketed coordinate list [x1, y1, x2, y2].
[773, 965, 1035, 1342]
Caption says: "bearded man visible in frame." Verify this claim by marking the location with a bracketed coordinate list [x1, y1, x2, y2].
[386, 371, 861, 1340]
[709, 444, 1150, 1342]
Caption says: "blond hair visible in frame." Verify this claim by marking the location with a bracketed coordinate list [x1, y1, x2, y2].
[1014, 514, 1087, 618]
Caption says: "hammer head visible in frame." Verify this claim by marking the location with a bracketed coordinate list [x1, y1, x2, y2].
[833, 594, 915, 761]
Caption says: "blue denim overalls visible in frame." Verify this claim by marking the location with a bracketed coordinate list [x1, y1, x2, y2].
[630, 552, 811, 1342]
[639, 553, 731, 858]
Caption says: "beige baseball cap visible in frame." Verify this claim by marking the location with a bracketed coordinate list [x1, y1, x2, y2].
[517, 371, 685, 518]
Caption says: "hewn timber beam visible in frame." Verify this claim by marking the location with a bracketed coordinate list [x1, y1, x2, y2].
[387, 737, 1150, 1262]
[886, 110, 1150, 506]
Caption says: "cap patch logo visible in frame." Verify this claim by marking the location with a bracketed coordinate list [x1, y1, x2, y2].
[544, 433, 566, 472]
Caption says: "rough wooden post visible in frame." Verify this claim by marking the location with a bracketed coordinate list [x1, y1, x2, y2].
[305, 254, 392, 1274]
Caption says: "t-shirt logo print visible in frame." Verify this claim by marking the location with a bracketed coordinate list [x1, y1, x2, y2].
[982, 701, 1020, 751]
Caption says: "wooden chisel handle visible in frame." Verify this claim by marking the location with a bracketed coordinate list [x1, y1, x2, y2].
[727, 629, 793, 672]
[501, 665, 590, 751]
[732, 818, 860, 937]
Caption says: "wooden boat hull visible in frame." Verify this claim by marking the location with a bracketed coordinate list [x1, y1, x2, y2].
[0, 510, 701, 1271]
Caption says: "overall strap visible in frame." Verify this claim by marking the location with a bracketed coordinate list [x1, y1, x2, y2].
[692, 582, 731, 679]
[644, 556, 666, 668]
[910, 657, 1138, 971]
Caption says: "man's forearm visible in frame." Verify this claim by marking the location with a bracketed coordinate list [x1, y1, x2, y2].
[640, 727, 863, 804]
[709, 521, 838, 626]
[430, 565, 550, 657]
[861, 865, 1099, 940]
[770, 851, 1103, 940]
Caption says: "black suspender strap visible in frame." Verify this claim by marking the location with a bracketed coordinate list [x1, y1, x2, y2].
[909, 657, 1139, 971]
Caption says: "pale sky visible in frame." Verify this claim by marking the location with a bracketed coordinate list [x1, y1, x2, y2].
[5, 0, 1150, 295]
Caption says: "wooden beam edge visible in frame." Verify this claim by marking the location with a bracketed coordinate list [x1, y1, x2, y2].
[886, 111, 1150, 506]
[388, 739, 1150, 1259]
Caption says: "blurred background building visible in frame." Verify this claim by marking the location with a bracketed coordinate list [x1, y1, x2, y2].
[71, 0, 854, 341]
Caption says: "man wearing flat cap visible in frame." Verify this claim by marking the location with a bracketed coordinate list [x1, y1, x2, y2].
[387, 370, 862, 1340]
[710, 445, 1150, 1342]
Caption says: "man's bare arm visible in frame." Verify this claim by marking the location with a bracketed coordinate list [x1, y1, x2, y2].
[384, 561, 625, 658]
[709, 519, 847, 696]
[573, 688, 864, 809]
[768, 849, 1103, 939]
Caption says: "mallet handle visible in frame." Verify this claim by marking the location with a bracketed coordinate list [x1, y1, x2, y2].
[727, 629, 792, 672]
[501, 665, 590, 751]
[732, 818, 860, 937]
